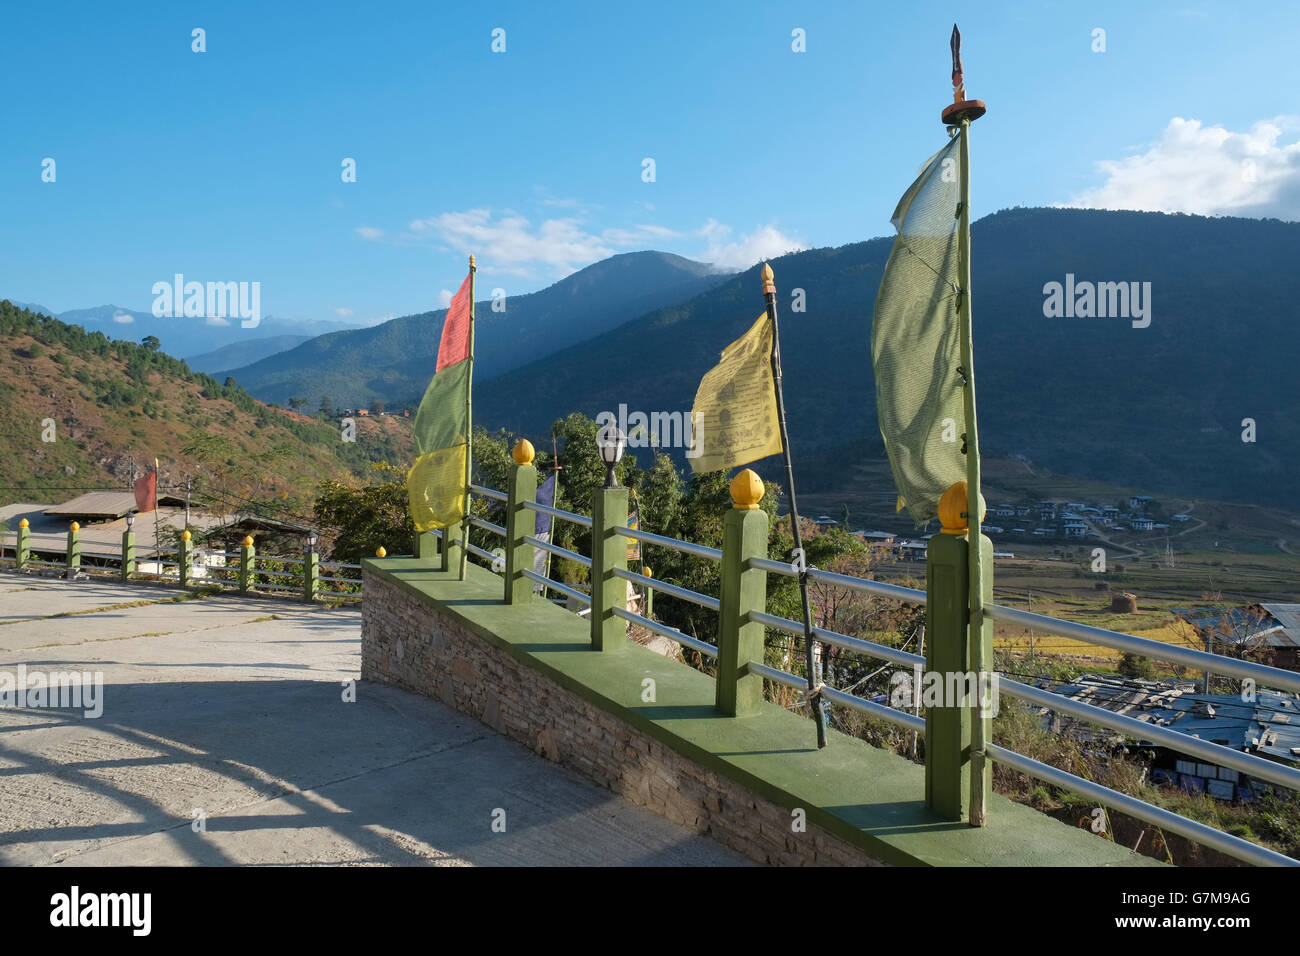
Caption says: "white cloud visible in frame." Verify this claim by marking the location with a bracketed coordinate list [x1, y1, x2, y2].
[437, 289, 454, 308]
[1068, 116, 1300, 219]
[205, 316, 230, 327]
[111, 312, 133, 324]
[697, 220, 806, 271]
[406, 209, 684, 278]
[334, 307, 354, 317]
[356, 226, 385, 241]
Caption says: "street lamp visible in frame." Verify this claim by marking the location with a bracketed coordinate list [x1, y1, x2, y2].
[597, 424, 626, 489]
[126, 513, 135, 529]
[307, 532, 317, 554]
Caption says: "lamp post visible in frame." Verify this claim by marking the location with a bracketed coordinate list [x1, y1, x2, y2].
[597, 424, 626, 489]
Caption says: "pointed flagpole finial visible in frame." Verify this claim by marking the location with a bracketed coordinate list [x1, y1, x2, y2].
[761, 262, 776, 295]
[941, 24, 987, 126]
[469, 255, 476, 270]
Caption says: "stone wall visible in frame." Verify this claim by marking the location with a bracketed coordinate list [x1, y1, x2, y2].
[361, 573, 882, 866]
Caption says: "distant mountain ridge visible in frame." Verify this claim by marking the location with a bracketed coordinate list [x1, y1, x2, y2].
[218, 251, 731, 409]
[187, 335, 312, 374]
[474, 208, 1300, 510]
[1, 301, 361, 360]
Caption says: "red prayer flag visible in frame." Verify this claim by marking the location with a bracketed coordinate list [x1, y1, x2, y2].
[435, 272, 474, 371]
[134, 470, 156, 514]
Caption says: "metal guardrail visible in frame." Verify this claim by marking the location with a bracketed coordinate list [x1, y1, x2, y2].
[748, 556, 928, 605]
[470, 516, 506, 537]
[985, 743, 1297, 867]
[523, 500, 592, 529]
[616, 525, 722, 562]
[524, 535, 591, 569]
[613, 567, 718, 612]
[748, 660, 924, 732]
[521, 569, 591, 606]
[466, 542, 500, 566]
[612, 605, 716, 658]
[469, 483, 508, 502]
[747, 609, 926, 670]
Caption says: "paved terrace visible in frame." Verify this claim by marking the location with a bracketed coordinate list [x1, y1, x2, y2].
[0, 575, 746, 866]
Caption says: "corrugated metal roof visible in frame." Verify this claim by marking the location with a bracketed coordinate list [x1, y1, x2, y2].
[44, 491, 137, 518]
[1057, 675, 1300, 764]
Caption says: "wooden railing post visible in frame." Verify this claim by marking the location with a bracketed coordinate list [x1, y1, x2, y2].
[304, 540, 319, 602]
[121, 523, 136, 580]
[924, 483, 994, 821]
[239, 536, 255, 594]
[178, 530, 191, 587]
[416, 530, 440, 562]
[16, 519, 30, 570]
[504, 440, 538, 605]
[716, 470, 769, 717]
[66, 522, 81, 576]
[590, 485, 628, 651]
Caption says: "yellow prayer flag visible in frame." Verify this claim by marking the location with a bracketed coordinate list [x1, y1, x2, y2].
[688, 312, 783, 473]
[407, 443, 468, 532]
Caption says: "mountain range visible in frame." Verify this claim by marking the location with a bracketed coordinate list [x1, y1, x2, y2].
[216, 251, 730, 409]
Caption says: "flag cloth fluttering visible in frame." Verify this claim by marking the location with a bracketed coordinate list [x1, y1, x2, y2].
[133, 465, 157, 515]
[871, 132, 967, 525]
[408, 270, 474, 532]
[687, 312, 783, 473]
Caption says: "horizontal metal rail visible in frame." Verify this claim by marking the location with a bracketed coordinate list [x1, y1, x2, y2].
[261, 555, 305, 565]
[250, 582, 300, 593]
[746, 610, 925, 669]
[612, 606, 716, 658]
[987, 603, 1300, 695]
[524, 535, 591, 569]
[613, 568, 718, 612]
[985, 743, 1297, 867]
[466, 542, 500, 566]
[469, 483, 508, 502]
[320, 561, 362, 570]
[748, 556, 928, 605]
[522, 500, 592, 529]
[747, 660, 925, 732]
[250, 567, 300, 580]
[319, 576, 362, 585]
[1000, 677, 1300, 792]
[470, 517, 506, 537]
[521, 569, 591, 606]
[615, 525, 722, 562]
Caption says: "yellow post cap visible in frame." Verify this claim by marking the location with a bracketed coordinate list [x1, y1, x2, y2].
[730, 468, 765, 510]
[644, 566, 653, 578]
[69, 522, 80, 532]
[18, 518, 28, 528]
[512, 439, 535, 465]
[938, 481, 987, 534]
[376, 545, 387, 558]
[242, 536, 254, 547]
[181, 530, 191, 542]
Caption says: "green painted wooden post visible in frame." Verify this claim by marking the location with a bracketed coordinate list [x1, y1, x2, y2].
[303, 546, 319, 602]
[66, 523, 81, 576]
[924, 528, 994, 820]
[239, 537, 255, 593]
[16, 520, 30, 569]
[590, 486, 628, 651]
[417, 531, 440, 562]
[178, 531, 191, 587]
[715, 471, 769, 717]
[440, 526, 456, 572]
[121, 526, 135, 580]
[504, 441, 538, 605]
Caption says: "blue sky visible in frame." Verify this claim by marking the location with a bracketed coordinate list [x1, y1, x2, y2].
[2, 0, 1296, 325]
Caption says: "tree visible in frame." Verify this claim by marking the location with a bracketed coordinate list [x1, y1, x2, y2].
[314, 463, 413, 563]
[369, 399, 385, 415]
[288, 396, 307, 413]
[319, 395, 334, 418]
[141, 335, 161, 352]
[224, 376, 238, 389]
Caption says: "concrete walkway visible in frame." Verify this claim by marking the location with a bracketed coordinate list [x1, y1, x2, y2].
[0, 575, 746, 866]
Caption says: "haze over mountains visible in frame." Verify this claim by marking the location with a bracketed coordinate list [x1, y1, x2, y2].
[5, 301, 357, 361]
[217, 251, 729, 408]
